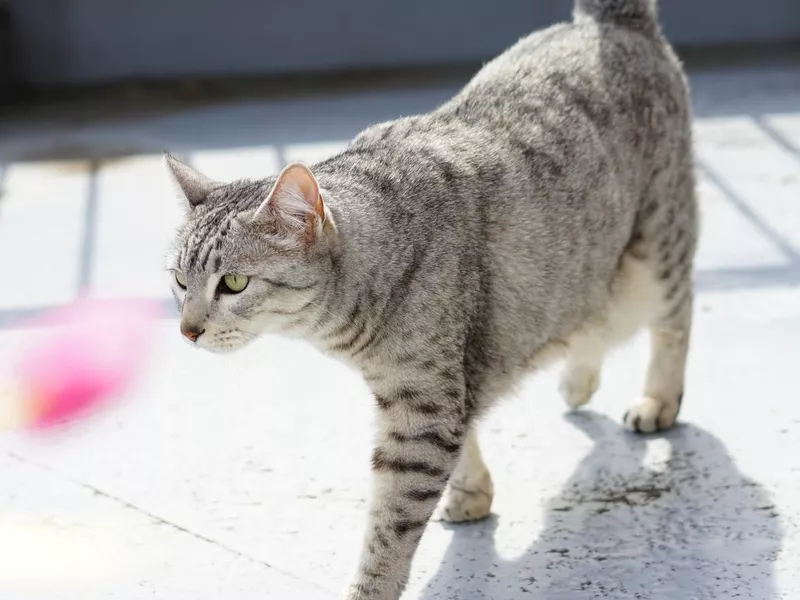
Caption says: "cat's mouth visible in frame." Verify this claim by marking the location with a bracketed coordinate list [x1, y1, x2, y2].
[197, 341, 247, 354]
[195, 329, 257, 354]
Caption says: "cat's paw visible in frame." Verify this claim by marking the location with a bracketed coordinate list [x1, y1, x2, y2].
[437, 473, 493, 523]
[560, 365, 600, 409]
[623, 395, 681, 433]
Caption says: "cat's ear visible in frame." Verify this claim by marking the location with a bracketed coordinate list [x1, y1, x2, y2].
[253, 162, 327, 244]
[261, 162, 325, 220]
[164, 154, 220, 209]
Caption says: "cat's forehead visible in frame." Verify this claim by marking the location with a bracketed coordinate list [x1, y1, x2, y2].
[178, 211, 289, 276]
[179, 182, 258, 245]
[175, 175, 296, 272]
[186, 178, 272, 225]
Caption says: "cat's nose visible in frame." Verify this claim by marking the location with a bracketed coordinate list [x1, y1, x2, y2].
[180, 323, 205, 343]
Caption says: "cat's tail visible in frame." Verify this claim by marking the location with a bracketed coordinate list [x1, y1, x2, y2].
[574, 0, 659, 35]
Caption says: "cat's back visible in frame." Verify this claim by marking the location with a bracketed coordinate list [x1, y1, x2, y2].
[449, 18, 689, 141]
[325, 8, 691, 293]
[440, 20, 690, 175]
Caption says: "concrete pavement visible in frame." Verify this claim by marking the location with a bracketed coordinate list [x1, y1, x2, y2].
[0, 61, 799, 599]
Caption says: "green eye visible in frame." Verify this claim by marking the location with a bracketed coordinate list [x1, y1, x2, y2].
[222, 273, 249, 294]
[175, 271, 187, 289]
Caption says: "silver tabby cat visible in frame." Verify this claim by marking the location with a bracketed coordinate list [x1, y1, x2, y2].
[165, 0, 696, 597]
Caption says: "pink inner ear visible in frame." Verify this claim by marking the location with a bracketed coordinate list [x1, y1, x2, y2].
[271, 163, 322, 211]
[252, 163, 326, 242]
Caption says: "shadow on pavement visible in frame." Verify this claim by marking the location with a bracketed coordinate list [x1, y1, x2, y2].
[420, 411, 783, 599]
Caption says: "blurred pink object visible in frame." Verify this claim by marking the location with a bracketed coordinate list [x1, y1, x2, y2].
[8, 298, 162, 429]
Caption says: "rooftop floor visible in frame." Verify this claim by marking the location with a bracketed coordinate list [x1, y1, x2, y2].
[0, 59, 799, 599]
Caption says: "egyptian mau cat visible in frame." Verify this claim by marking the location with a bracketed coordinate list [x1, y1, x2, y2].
[165, 0, 696, 597]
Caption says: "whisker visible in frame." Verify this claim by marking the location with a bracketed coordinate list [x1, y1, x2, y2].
[306, 300, 338, 321]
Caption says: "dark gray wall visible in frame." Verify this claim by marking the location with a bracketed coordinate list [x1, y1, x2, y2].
[9, 0, 800, 87]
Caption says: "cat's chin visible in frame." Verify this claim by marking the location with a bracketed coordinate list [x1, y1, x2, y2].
[197, 336, 256, 354]
[199, 344, 241, 354]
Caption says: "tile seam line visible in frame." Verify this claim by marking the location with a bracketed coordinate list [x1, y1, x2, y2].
[5, 450, 333, 594]
[755, 116, 800, 168]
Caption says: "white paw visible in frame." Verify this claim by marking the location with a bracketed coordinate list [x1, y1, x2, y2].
[623, 395, 681, 433]
[560, 365, 600, 409]
[437, 473, 493, 523]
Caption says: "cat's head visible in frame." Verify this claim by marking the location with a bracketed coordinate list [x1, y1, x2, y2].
[165, 155, 335, 352]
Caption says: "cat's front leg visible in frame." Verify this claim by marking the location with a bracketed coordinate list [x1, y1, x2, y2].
[344, 383, 467, 600]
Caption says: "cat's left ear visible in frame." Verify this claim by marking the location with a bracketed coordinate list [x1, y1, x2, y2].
[254, 162, 328, 243]
[164, 154, 221, 209]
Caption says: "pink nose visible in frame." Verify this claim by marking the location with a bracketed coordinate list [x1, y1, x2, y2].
[180, 324, 204, 343]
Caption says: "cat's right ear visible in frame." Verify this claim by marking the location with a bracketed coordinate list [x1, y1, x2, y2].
[164, 154, 220, 209]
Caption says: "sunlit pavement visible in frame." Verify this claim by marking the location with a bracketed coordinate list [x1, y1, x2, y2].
[1, 61, 799, 599]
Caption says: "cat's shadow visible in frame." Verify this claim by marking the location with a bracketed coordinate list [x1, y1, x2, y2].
[418, 411, 783, 599]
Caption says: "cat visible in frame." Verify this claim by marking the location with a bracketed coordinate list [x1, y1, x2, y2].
[164, 0, 696, 597]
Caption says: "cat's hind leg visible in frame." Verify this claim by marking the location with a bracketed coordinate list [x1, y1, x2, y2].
[560, 335, 604, 409]
[560, 252, 663, 410]
[624, 171, 697, 433]
[623, 278, 693, 433]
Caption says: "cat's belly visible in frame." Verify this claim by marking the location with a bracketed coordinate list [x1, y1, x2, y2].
[483, 251, 660, 383]
[530, 252, 661, 367]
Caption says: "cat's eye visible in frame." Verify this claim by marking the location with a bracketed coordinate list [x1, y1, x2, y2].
[174, 271, 187, 290]
[221, 274, 249, 294]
